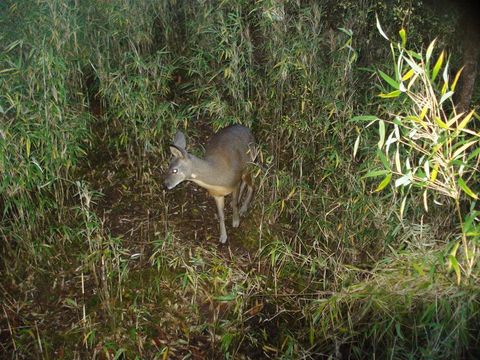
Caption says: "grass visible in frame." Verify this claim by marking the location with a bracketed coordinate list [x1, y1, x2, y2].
[1, 0, 479, 359]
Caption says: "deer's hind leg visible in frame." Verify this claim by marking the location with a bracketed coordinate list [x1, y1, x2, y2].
[239, 172, 253, 216]
[231, 183, 240, 228]
[213, 195, 228, 244]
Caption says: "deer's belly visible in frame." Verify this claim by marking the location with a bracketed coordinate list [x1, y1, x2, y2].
[191, 179, 234, 197]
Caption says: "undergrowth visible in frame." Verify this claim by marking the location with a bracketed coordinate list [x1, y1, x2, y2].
[1, 0, 478, 359]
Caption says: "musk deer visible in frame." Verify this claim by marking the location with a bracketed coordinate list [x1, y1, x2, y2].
[164, 124, 255, 244]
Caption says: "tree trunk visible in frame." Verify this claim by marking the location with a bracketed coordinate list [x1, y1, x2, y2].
[454, 8, 480, 114]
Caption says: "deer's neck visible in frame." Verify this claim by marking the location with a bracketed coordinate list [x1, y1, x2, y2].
[188, 155, 231, 195]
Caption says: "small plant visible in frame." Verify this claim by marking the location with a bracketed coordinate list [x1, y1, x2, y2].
[354, 21, 480, 283]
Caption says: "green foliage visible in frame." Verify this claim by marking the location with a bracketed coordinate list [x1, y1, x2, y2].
[363, 26, 480, 284]
[1, 0, 90, 252]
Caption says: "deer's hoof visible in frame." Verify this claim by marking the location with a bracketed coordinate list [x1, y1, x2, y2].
[232, 217, 240, 228]
[219, 234, 228, 244]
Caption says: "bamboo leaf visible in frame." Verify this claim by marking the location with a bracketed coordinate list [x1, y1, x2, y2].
[442, 60, 450, 84]
[362, 169, 389, 178]
[446, 111, 465, 128]
[452, 140, 477, 160]
[395, 173, 412, 187]
[424, 160, 430, 179]
[399, 28, 407, 47]
[376, 14, 389, 40]
[404, 56, 423, 74]
[162, 347, 169, 360]
[400, 196, 407, 219]
[339, 27, 353, 36]
[375, 173, 392, 192]
[439, 91, 454, 105]
[431, 50, 445, 82]
[395, 146, 401, 173]
[447, 255, 461, 285]
[430, 163, 440, 182]
[378, 70, 400, 89]
[377, 149, 391, 170]
[467, 147, 480, 162]
[420, 106, 429, 120]
[350, 115, 378, 122]
[450, 241, 461, 257]
[407, 50, 422, 60]
[423, 190, 428, 212]
[385, 131, 397, 153]
[426, 38, 437, 66]
[434, 117, 449, 130]
[406, 72, 418, 90]
[458, 178, 478, 199]
[441, 81, 448, 96]
[353, 134, 360, 158]
[379, 90, 402, 98]
[394, 123, 400, 139]
[405, 115, 427, 128]
[451, 66, 464, 91]
[447, 241, 461, 272]
[401, 69, 414, 81]
[458, 110, 475, 130]
[26, 137, 31, 157]
[378, 120, 385, 149]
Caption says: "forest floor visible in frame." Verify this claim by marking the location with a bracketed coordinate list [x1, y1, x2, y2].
[69, 102, 265, 358]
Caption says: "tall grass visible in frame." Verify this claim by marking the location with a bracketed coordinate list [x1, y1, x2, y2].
[1, 0, 478, 359]
[1, 1, 89, 260]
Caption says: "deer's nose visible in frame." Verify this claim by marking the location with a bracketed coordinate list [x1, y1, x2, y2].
[163, 180, 170, 190]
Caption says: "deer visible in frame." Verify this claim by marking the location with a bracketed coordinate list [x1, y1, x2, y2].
[164, 124, 255, 244]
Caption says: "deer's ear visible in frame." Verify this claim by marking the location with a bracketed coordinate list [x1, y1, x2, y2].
[170, 144, 187, 159]
[173, 131, 186, 149]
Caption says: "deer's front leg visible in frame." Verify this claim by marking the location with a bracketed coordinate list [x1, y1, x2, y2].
[213, 195, 227, 243]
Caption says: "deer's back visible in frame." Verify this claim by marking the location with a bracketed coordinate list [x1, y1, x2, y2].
[205, 125, 254, 181]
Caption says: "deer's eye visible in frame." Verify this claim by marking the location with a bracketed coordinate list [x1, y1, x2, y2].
[172, 168, 178, 174]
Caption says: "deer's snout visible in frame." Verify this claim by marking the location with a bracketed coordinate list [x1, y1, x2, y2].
[163, 179, 171, 190]
[163, 176, 178, 190]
